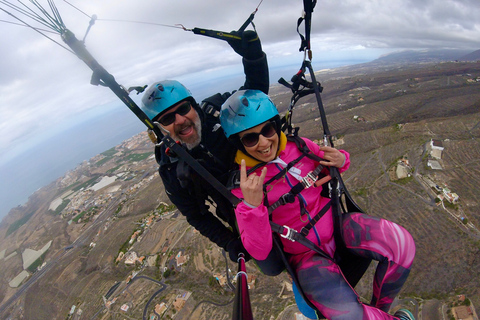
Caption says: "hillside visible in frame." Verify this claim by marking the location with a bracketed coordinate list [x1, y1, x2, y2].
[0, 59, 479, 320]
[459, 49, 480, 62]
[271, 60, 480, 303]
[369, 49, 473, 64]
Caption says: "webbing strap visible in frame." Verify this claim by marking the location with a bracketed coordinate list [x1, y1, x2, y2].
[264, 153, 306, 186]
[270, 221, 332, 261]
[300, 200, 331, 237]
[264, 134, 321, 189]
[161, 135, 241, 207]
[267, 163, 324, 214]
[297, 0, 317, 52]
[288, 134, 325, 163]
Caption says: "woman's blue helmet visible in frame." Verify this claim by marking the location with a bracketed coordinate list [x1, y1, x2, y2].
[220, 90, 279, 138]
[141, 80, 194, 121]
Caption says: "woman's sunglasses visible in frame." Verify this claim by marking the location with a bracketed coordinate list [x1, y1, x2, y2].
[158, 101, 192, 126]
[240, 121, 277, 147]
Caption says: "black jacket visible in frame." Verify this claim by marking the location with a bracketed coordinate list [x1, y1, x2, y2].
[157, 54, 269, 250]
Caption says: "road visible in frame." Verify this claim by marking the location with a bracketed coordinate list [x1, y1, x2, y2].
[0, 196, 122, 316]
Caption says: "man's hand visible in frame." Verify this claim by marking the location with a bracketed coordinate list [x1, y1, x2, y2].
[227, 30, 263, 60]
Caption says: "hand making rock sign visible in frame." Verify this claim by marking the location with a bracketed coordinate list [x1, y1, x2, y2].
[239, 159, 268, 208]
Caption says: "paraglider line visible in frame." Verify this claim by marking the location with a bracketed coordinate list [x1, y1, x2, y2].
[62, 0, 90, 19]
[0, 2, 74, 54]
[0, 17, 55, 32]
[97, 18, 187, 29]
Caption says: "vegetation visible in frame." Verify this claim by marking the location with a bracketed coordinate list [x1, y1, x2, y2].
[395, 176, 414, 185]
[101, 147, 117, 157]
[163, 269, 174, 278]
[208, 276, 217, 287]
[52, 199, 70, 215]
[6, 212, 34, 236]
[106, 165, 122, 174]
[96, 156, 114, 166]
[72, 211, 87, 223]
[72, 206, 98, 223]
[123, 152, 152, 162]
[118, 231, 134, 256]
[352, 187, 368, 197]
[444, 201, 458, 210]
[71, 176, 100, 192]
[115, 200, 127, 214]
[157, 202, 176, 213]
[26, 251, 48, 273]
[393, 123, 403, 131]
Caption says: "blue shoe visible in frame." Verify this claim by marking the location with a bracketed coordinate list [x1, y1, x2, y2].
[393, 308, 415, 320]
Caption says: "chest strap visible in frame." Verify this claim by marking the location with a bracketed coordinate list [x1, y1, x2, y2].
[267, 163, 325, 214]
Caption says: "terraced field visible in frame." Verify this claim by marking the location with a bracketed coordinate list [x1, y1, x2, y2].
[269, 61, 480, 305]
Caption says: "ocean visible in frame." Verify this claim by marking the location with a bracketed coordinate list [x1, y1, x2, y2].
[0, 59, 368, 222]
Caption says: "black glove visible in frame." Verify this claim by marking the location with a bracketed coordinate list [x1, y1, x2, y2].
[226, 238, 251, 262]
[227, 30, 263, 60]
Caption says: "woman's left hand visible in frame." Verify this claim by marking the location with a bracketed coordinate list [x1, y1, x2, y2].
[318, 146, 346, 168]
[240, 159, 267, 207]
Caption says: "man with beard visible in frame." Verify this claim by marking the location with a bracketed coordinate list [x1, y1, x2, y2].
[140, 31, 275, 265]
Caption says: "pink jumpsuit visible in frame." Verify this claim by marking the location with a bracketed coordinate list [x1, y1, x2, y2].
[232, 137, 416, 320]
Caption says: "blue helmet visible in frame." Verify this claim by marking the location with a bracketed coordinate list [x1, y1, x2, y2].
[141, 80, 194, 121]
[220, 90, 279, 138]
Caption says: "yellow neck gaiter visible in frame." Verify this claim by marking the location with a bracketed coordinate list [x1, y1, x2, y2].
[234, 131, 287, 167]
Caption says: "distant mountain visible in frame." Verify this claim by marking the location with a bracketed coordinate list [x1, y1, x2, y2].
[458, 49, 480, 61]
[373, 49, 473, 64]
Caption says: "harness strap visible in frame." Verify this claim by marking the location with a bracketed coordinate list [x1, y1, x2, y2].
[300, 200, 331, 237]
[161, 136, 241, 207]
[297, 0, 316, 54]
[288, 134, 324, 162]
[270, 221, 332, 261]
[271, 235, 323, 317]
[264, 153, 306, 186]
[267, 163, 324, 214]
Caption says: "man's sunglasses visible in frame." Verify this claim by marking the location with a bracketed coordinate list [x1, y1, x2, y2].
[158, 102, 192, 126]
[240, 121, 277, 147]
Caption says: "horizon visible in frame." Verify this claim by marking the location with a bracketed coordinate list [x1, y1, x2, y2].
[0, 57, 375, 222]
[2, 0, 479, 223]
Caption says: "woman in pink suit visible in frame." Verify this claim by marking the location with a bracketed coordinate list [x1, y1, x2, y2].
[219, 89, 416, 320]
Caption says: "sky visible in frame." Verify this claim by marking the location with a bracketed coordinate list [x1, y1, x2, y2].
[0, 0, 479, 220]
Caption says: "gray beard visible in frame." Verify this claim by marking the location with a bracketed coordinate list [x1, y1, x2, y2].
[182, 116, 202, 150]
[159, 116, 202, 150]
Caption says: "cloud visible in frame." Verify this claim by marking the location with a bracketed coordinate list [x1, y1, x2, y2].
[0, 0, 479, 158]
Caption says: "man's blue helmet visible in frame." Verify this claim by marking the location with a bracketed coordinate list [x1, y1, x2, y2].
[220, 90, 279, 138]
[141, 80, 193, 121]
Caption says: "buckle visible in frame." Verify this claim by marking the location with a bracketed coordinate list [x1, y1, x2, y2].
[280, 225, 296, 242]
[301, 171, 317, 188]
[281, 193, 296, 204]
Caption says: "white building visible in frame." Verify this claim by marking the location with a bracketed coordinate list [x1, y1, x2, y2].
[428, 139, 444, 159]
[427, 160, 443, 170]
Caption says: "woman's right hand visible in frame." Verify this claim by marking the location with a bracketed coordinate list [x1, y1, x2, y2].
[240, 159, 267, 207]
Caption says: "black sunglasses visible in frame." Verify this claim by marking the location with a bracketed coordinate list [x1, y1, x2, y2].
[158, 101, 192, 126]
[240, 121, 277, 147]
